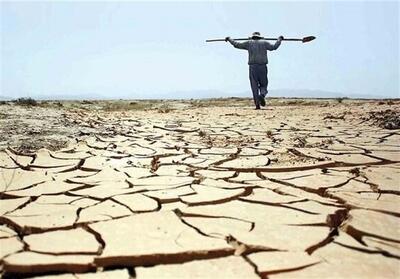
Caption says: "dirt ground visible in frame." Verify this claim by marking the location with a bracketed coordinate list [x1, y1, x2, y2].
[0, 98, 399, 278]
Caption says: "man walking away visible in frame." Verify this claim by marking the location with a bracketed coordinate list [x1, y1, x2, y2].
[225, 32, 284, 110]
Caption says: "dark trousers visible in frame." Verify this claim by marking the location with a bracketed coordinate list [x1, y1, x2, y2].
[249, 64, 268, 108]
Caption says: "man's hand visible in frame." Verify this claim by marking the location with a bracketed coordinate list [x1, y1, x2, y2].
[278, 36, 284, 41]
[225, 37, 230, 42]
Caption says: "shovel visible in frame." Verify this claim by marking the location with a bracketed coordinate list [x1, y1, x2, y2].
[206, 36, 316, 43]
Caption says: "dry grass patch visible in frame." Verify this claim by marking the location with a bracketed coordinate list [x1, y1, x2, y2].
[102, 101, 154, 111]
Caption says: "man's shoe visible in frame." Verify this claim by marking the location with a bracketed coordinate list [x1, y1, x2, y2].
[259, 95, 266, 107]
[255, 107, 261, 110]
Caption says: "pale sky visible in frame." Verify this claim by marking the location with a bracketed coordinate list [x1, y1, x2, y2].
[1, 1, 399, 99]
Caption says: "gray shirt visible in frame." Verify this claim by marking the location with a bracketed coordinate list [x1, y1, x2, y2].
[228, 38, 282, 65]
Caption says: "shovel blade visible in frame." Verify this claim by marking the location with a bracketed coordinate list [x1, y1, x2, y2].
[302, 36, 316, 43]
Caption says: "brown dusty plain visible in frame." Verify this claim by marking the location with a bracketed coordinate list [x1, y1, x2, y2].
[0, 98, 399, 278]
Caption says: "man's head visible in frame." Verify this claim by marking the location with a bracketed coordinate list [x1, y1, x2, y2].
[251, 32, 263, 40]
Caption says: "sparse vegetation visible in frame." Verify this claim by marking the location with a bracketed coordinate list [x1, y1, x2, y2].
[287, 100, 306, 105]
[326, 138, 334, 144]
[150, 156, 160, 172]
[198, 130, 207, 137]
[39, 101, 49, 106]
[82, 100, 94, 104]
[14, 97, 37, 106]
[189, 98, 251, 108]
[293, 136, 307, 148]
[269, 98, 326, 106]
[363, 109, 400, 130]
[323, 113, 345, 120]
[157, 104, 173, 113]
[102, 101, 153, 111]
[336, 97, 348, 104]
[349, 167, 361, 176]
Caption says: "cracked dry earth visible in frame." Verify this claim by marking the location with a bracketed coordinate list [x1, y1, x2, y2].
[0, 101, 399, 278]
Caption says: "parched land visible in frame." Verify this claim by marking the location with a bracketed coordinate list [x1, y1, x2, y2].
[0, 98, 399, 278]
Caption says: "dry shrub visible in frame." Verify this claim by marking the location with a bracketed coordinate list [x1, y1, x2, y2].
[14, 97, 37, 106]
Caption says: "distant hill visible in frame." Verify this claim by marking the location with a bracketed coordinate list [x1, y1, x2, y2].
[2, 89, 396, 101]
[0, 95, 12, 100]
[168, 89, 396, 100]
[267, 89, 393, 99]
[33, 93, 110, 100]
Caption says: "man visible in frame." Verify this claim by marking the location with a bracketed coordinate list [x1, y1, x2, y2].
[226, 32, 284, 109]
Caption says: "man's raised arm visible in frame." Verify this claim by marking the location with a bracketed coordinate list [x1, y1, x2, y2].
[265, 36, 284, 51]
[225, 37, 249, 50]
